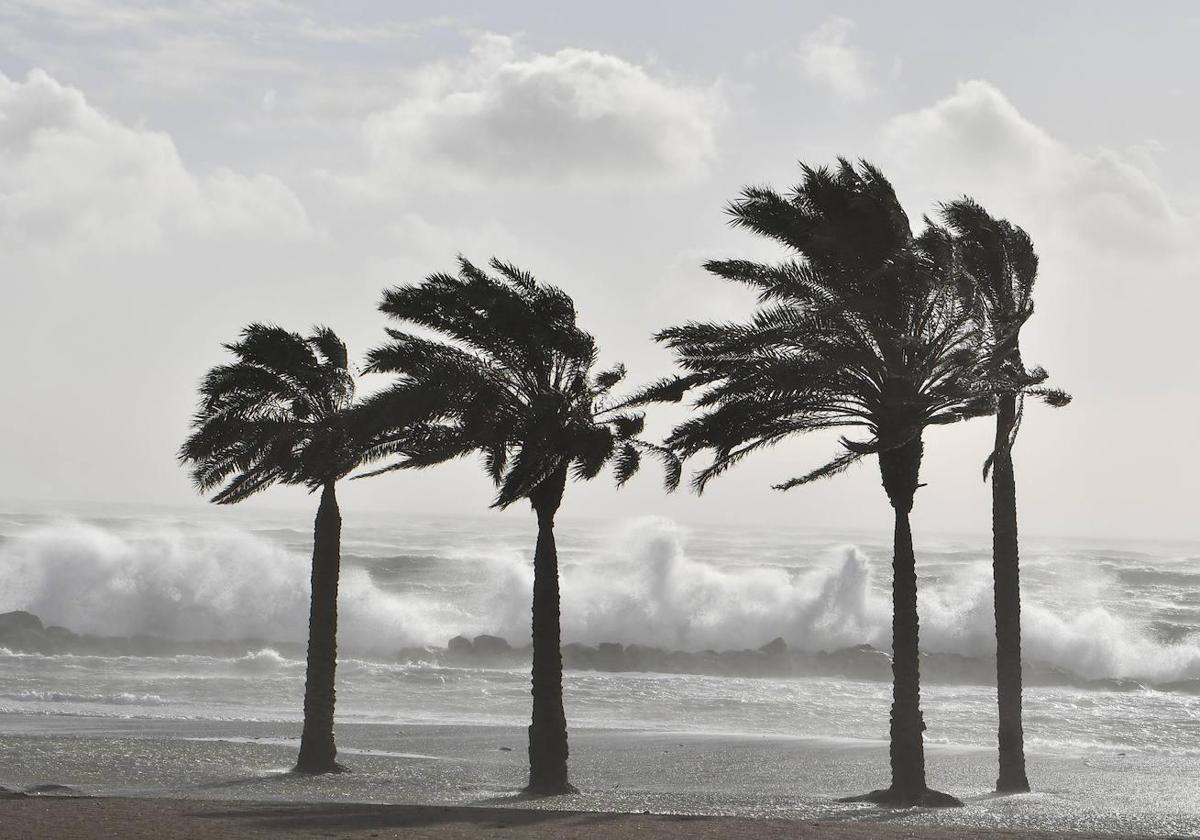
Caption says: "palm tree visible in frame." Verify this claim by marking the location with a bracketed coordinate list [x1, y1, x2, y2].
[644, 160, 990, 806]
[358, 257, 677, 795]
[179, 323, 370, 775]
[938, 199, 1070, 793]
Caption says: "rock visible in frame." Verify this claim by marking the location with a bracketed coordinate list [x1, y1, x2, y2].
[727, 648, 770, 676]
[561, 643, 594, 669]
[662, 650, 701, 674]
[0, 611, 49, 653]
[471, 635, 512, 657]
[0, 611, 43, 635]
[591, 642, 621, 670]
[625, 644, 678, 672]
[623, 644, 652, 669]
[396, 646, 436, 664]
[760, 636, 788, 656]
[447, 635, 473, 656]
[816, 645, 891, 681]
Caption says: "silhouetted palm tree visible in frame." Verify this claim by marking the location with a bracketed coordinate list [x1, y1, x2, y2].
[939, 199, 1070, 793]
[179, 324, 369, 775]
[645, 160, 989, 806]
[359, 257, 677, 795]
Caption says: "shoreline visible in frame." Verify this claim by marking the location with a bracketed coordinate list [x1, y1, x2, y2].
[1, 717, 1197, 836]
[4, 605, 1183, 696]
[0, 797, 1170, 840]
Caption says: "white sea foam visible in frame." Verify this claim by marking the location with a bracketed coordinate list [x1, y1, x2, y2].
[552, 518, 1200, 684]
[0, 520, 310, 641]
[0, 519, 465, 651]
[1, 515, 1198, 684]
[0, 690, 170, 706]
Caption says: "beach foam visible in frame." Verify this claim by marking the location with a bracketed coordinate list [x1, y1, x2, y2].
[1, 515, 1198, 685]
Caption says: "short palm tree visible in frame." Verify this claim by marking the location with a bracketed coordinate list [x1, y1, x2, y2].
[939, 199, 1070, 793]
[646, 160, 989, 806]
[359, 257, 677, 795]
[179, 323, 368, 775]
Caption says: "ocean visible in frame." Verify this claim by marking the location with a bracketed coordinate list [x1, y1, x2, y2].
[0, 507, 1198, 834]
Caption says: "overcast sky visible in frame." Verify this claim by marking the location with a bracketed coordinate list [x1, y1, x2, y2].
[2, 1, 1198, 540]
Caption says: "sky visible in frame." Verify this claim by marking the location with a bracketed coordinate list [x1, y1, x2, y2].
[1, 1, 1198, 540]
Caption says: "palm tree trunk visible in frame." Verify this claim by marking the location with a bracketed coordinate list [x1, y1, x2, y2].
[857, 434, 960, 807]
[888, 499, 927, 798]
[992, 392, 1030, 792]
[295, 481, 343, 774]
[525, 466, 575, 795]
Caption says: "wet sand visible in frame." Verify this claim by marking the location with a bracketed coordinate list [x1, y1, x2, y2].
[2, 716, 1199, 837]
[0, 797, 1171, 840]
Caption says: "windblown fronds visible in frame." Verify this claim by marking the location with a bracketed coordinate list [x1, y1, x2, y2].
[937, 198, 1071, 476]
[359, 257, 679, 507]
[650, 159, 994, 493]
[179, 324, 364, 503]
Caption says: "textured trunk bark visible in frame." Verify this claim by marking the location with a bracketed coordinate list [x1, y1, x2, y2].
[992, 392, 1030, 793]
[880, 434, 928, 799]
[888, 500, 927, 797]
[847, 434, 959, 807]
[524, 466, 575, 795]
[295, 482, 343, 774]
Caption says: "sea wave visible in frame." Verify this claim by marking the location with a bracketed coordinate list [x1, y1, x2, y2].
[0, 690, 170, 706]
[2, 516, 1198, 685]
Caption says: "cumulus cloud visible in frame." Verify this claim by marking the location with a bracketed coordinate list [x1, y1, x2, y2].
[879, 80, 1191, 257]
[797, 17, 876, 101]
[877, 79, 1200, 428]
[362, 34, 724, 186]
[0, 69, 309, 251]
[874, 80, 1200, 539]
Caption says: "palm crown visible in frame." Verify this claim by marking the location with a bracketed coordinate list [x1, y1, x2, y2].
[179, 324, 360, 502]
[651, 160, 991, 496]
[937, 199, 1070, 470]
[360, 257, 678, 508]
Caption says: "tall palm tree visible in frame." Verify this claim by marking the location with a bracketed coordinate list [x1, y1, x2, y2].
[938, 199, 1070, 793]
[644, 160, 989, 806]
[179, 324, 370, 775]
[359, 257, 677, 795]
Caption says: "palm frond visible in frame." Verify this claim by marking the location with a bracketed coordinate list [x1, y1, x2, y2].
[773, 449, 866, 491]
[180, 325, 372, 504]
[363, 257, 678, 505]
[655, 159, 998, 498]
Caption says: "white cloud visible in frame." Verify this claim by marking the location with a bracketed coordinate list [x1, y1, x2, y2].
[875, 80, 1200, 430]
[797, 17, 876, 101]
[879, 80, 1191, 258]
[361, 34, 724, 187]
[0, 69, 309, 251]
[873, 80, 1200, 539]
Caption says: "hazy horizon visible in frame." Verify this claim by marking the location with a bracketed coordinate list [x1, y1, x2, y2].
[3, 1, 1199, 540]
[4, 493, 1199, 550]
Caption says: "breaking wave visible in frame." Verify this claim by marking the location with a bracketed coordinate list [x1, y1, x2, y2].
[0, 690, 169, 706]
[1, 515, 1197, 684]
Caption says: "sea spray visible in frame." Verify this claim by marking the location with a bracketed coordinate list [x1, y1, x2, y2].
[1, 514, 1198, 684]
[556, 517, 890, 652]
[0, 520, 310, 640]
[0, 519, 474, 650]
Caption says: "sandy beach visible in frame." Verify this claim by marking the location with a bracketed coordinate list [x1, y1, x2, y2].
[2, 714, 1198, 837]
[3, 518, 1199, 839]
[0, 797, 1176, 840]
